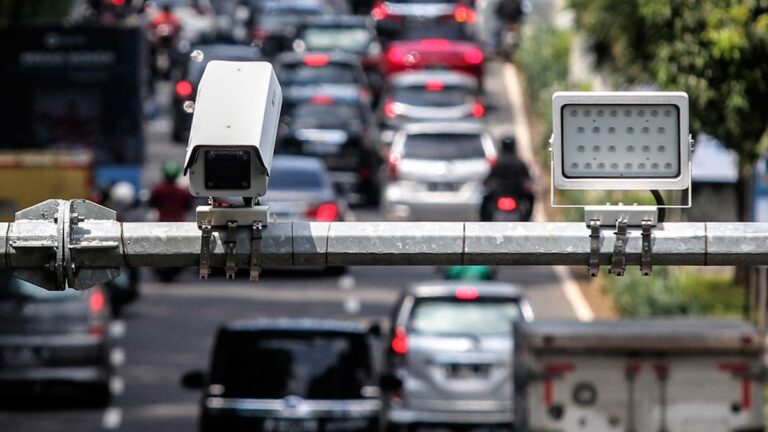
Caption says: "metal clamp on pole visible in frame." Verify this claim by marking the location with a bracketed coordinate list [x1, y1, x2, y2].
[609, 220, 628, 276]
[196, 204, 269, 281]
[199, 221, 213, 279]
[588, 219, 601, 277]
[641, 219, 653, 276]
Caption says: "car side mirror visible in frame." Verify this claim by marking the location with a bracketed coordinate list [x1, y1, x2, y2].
[379, 374, 402, 392]
[181, 370, 206, 389]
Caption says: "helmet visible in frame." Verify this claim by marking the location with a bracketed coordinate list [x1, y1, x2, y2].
[109, 181, 137, 209]
[162, 160, 181, 181]
[501, 135, 517, 153]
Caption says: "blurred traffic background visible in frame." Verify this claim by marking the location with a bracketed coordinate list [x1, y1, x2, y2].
[0, 0, 767, 431]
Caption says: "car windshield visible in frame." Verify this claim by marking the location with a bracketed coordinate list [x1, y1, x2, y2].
[0, 274, 79, 301]
[291, 104, 363, 129]
[210, 331, 372, 399]
[393, 86, 474, 107]
[280, 64, 358, 85]
[301, 27, 371, 52]
[402, 133, 486, 160]
[409, 298, 522, 336]
[269, 163, 326, 191]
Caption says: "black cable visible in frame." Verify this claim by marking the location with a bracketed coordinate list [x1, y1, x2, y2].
[651, 190, 666, 223]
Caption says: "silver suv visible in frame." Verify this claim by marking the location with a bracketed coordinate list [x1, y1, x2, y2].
[381, 281, 534, 431]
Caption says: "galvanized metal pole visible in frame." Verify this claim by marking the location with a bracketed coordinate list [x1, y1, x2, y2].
[5, 200, 768, 290]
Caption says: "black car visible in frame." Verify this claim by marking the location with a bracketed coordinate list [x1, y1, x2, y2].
[249, 0, 343, 58]
[293, 15, 383, 92]
[182, 319, 382, 432]
[274, 51, 373, 106]
[0, 274, 112, 406]
[171, 43, 261, 142]
[278, 93, 381, 204]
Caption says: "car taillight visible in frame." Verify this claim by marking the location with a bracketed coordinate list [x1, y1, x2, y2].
[391, 327, 408, 355]
[388, 151, 401, 179]
[497, 197, 518, 211]
[455, 286, 479, 300]
[453, 5, 476, 23]
[251, 28, 269, 40]
[384, 99, 398, 118]
[89, 289, 106, 314]
[306, 203, 339, 222]
[112, 0, 126, 5]
[463, 47, 484, 65]
[175, 80, 193, 98]
[471, 102, 485, 117]
[371, 1, 388, 20]
[311, 95, 334, 105]
[487, 155, 497, 168]
[303, 53, 330, 67]
[386, 47, 407, 65]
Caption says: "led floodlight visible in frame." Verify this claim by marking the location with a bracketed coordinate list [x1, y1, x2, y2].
[552, 92, 690, 191]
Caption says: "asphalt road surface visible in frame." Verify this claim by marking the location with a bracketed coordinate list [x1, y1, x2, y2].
[0, 60, 577, 432]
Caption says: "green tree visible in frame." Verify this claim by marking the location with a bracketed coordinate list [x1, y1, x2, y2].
[570, 0, 768, 219]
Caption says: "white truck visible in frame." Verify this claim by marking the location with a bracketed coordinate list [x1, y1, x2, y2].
[513, 319, 765, 432]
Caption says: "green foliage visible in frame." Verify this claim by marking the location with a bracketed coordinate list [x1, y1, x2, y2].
[515, 27, 572, 120]
[602, 267, 743, 317]
[570, 0, 768, 167]
[0, 0, 75, 26]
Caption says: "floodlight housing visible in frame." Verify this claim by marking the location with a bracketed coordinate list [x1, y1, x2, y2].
[552, 91, 690, 191]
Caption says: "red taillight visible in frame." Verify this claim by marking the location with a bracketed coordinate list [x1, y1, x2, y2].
[425, 80, 444, 91]
[388, 151, 401, 179]
[311, 95, 334, 105]
[386, 47, 407, 64]
[304, 54, 330, 67]
[391, 327, 408, 355]
[455, 286, 479, 300]
[471, 102, 485, 117]
[453, 5, 476, 23]
[463, 47, 484, 65]
[371, 1, 388, 20]
[487, 155, 497, 168]
[497, 197, 518, 212]
[175, 80, 193, 98]
[384, 99, 398, 118]
[112, 0, 126, 5]
[251, 28, 269, 40]
[89, 289, 106, 314]
[307, 203, 339, 222]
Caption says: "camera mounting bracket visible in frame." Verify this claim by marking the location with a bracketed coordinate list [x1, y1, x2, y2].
[196, 204, 269, 281]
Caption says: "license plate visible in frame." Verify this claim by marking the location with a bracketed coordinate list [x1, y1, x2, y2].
[0, 347, 39, 367]
[264, 418, 319, 432]
[445, 364, 490, 379]
[428, 182, 459, 192]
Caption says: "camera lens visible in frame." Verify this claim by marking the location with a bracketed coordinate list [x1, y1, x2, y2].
[204, 149, 251, 190]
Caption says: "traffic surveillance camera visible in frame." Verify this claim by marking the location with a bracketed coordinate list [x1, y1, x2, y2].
[552, 91, 690, 191]
[183, 61, 282, 199]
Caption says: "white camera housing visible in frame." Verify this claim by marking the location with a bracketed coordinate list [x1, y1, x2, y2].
[183, 61, 282, 198]
[552, 91, 690, 191]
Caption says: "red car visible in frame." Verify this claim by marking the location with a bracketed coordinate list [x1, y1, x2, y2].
[382, 26, 485, 82]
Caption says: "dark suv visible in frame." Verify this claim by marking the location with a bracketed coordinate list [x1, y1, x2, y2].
[183, 319, 382, 432]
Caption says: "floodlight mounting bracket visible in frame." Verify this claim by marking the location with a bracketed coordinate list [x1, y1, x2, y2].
[586, 206, 656, 277]
[196, 204, 269, 281]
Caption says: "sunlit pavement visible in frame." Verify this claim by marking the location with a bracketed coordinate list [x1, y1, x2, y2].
[0, 60, 577, 431]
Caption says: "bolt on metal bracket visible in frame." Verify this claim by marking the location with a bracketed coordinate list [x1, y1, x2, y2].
[641, 219, 653, 276]
[250, 222, 263, 281]
[199, 221, 212, 279]
[588, 219, 601, 277]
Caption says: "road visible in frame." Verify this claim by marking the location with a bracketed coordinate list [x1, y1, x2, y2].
[0, 60, 578, 432]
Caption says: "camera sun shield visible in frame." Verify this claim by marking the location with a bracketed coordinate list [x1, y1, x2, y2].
[183, 61, 282, 198]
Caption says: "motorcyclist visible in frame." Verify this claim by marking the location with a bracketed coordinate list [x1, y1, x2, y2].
[149, 5, 182, 36]
[494, 0, 526, 52]
[481, 135, 534, 221]
[150, 160, 193, 222]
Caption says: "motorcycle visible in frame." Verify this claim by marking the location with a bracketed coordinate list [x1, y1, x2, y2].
[149, 23, 180, 80]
